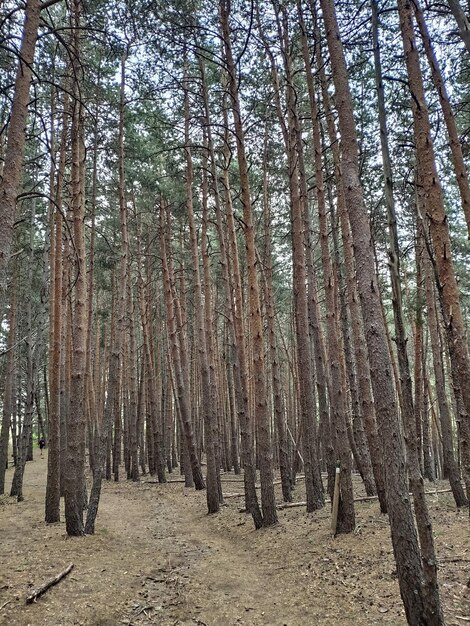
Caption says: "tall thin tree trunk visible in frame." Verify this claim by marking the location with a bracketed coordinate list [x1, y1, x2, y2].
[183, 66, 219, 513]
[0, 264, 18, 494]
[160, 203, 204, 490]
[315, 27, 387, 513]
[422, 221, 467, 506]
[297, 5, 354, 530]
[220, 2, 277, 526]
[0, 0, 41, 301]
[373, 4, 443, 620]
[398, 0, 470, 516]
[64, 0, 87, 536]
[45, 91, 69, 523]
[413, 0, 470, 238]
[320, 0, 434, 621]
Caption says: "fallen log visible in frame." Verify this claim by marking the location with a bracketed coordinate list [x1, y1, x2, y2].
[238, 488, 455, 513]
[276, 488, 454, 510]
[224, 476, 308, 498]
[26, 563, 74, 604]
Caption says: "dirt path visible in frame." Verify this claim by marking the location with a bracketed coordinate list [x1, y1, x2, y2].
[0, 456, 469, 626]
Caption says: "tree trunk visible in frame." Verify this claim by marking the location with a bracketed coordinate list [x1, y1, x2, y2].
[297, 5, 355, 531]
[45, 91, 69, 523]
[422, 221, 467, 506]
[447, 0, 470, 53]
[373, 5, 443, 621]
[64, 0, 87, 536]
[160, 203, 204, 490]
[220, 0, 277, 527]
[0, 0, 41, 302]
[320, 0, 431, 621]
[398, 0, 470, 516]
[315, 25, 387, 513]
[414, 0, 470, 239]
[0, 264, 18, 494]
[183, 66, 219, 513]
[261, 134, 292, 503]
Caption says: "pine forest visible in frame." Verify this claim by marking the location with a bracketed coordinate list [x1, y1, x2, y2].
[0, 0, 470, 624]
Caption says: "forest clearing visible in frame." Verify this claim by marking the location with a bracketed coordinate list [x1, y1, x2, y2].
[0, 456, 469, 626]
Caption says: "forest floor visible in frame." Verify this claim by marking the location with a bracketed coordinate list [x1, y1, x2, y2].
[0, 455, 469, 626]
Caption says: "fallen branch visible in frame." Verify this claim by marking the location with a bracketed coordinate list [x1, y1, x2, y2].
[238, 488, 456, 512]
[224, 476, 308, 498]
[277, 488, 455, 511]
[26, 563, 74, 604]
[0, 600, 14, 611]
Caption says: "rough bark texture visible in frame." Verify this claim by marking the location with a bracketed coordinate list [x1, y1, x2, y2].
[374, 4, 443, 621]
[183, 69, 219, 513]
[0, 266, 17, 495]
[0, 0, 41, 301]
[422, 223, 468, 507]
[64, 0, 87, 536]
[320, 0, 430, 622]
[447, 0, 470, 53]
[316, 33, 387, 514]
[414, 0, 470, 239]
[45, 93, 69, 523]
[398, 0, 470, 513]
[220, 0, 277, 527]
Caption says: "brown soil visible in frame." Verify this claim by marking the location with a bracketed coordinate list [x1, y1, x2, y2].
[0, 455, 469, 626]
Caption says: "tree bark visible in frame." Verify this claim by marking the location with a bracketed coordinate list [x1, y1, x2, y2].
[298, 5, 355, 531]
[315, 25, 387, 513]
[422, 221, 467, 506]
[183, 66, 219, 513]
[0, 0, 41, 302]
[0, 264, 18, 495]
[398, 0, 470, 516]
[220, 0, 277, 527]
[45, 90, 69, 523]
[447, 0, 470, 53]
[160, 203, 204, 490]
[320, 0, 431, 621]
[64, 0, 87, 536]
[414, 0, 470, 239]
